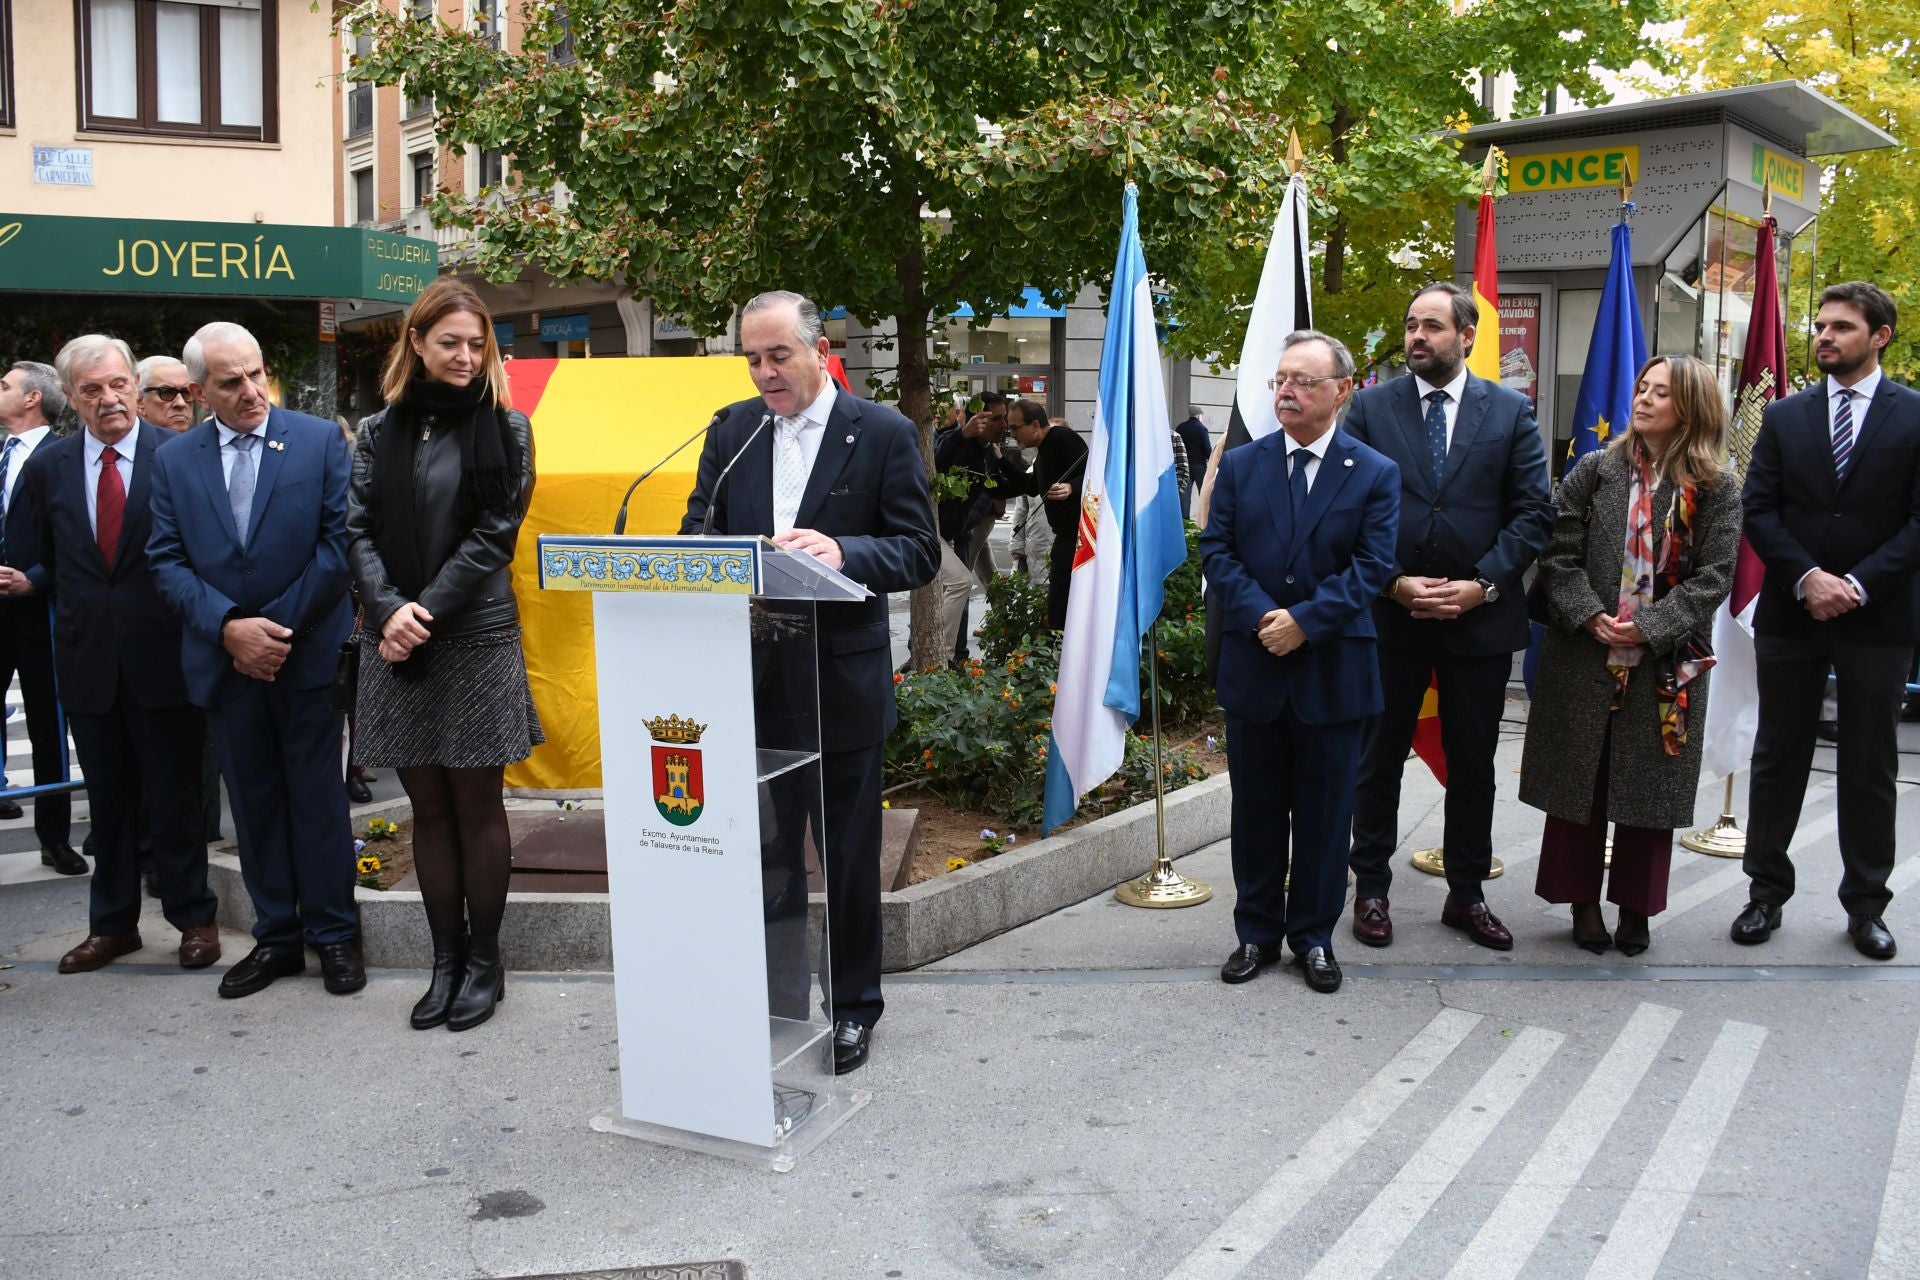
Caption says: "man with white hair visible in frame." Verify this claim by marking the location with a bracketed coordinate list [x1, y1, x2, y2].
[4, 335, 219, 972]
[136, 356, 195, 433]
[148, 321, 361, 998]
[0, 360, 82, 867]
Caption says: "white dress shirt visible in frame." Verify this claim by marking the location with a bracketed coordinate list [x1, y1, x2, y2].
[215, 417, 268, 489]
[1412, 367, 1470, 451]
[82, 427, 139, 538]
[769, 380, 838, 525]
[0, 424, 53, 517]
[1794, 371, 1882, 604]
[1286, 425, 1336, 494]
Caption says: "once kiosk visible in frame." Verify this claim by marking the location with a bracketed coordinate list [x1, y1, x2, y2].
[539, 533, 871, 1171]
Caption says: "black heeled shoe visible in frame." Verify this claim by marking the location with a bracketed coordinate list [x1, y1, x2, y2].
[1571, 903, 1611, 955]
[410, 933, 466, 1030]
[447, 934, 505, 1031]
[1614, 909, 1650, 957]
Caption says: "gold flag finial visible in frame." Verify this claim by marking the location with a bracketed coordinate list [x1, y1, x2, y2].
[1480, 147, 1500, 196]
[1286, 129, 1305, 175]
[1620, 159, 1635, 205]
[1762, 179, 1773, 217]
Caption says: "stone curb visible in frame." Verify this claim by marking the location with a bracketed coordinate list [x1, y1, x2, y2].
[207, 773, 1233, 972]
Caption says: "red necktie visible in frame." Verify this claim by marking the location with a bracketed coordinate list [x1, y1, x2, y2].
[97, 445, 126, 569]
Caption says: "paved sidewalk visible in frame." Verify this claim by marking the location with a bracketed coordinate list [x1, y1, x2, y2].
[4, 727, 1918, 1280]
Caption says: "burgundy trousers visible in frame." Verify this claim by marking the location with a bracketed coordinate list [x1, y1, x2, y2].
[1534, 724, 1674, 916]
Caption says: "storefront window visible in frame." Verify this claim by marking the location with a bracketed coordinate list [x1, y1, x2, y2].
[1553, 288, 1601, 451]
[938, 315, 1053, 366]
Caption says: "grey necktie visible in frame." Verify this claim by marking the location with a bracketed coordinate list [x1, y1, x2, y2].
[772, 415, 808, 536]
[228, 432, 259, 540]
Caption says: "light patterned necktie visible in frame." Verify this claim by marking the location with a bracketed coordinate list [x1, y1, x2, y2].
[1832, 387, 1855, 482]
[772, 414, 808, 535]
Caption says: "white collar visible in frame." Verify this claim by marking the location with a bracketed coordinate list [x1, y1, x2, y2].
[1413, 366, 1470, 405]
[781, 380, 838, 430]
[5, 424, 51, 451]
[83, 424, 138, 465]
[215, 415, 268, 445]
[1830, 368, 1882, 406]
[1284, 426, 1336, 462]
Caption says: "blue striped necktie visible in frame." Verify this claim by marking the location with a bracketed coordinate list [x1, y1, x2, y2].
[1831, 387, 1855, 481]
[0, 435, 17, 556]
[1424, 390, 1450, 485]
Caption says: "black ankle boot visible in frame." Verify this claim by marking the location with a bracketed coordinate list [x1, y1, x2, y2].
[410, 933, 466, 1030]
[447, 935, 505, 1031]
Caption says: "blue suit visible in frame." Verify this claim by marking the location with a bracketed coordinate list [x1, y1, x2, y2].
[1200, 427, 1400, 953]
[147, 407, 358, 950]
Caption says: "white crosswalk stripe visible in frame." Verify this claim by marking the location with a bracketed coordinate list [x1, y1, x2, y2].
[1161, 1007, 1482, 1280]
[1303, 1025, 1563, 1280]
[1585, 1019, 1768, 1279]
[1444, 1002, 1683, 1280]
[1870, 1025, 1920, 1279]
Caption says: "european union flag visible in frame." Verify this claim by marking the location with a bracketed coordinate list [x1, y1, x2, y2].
[1564, 218, 1647, 473]
[1526, 214, 1646, 692]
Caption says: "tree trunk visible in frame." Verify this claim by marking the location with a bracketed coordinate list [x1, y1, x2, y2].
[1322, 102, 1355, 295]
[893, 219, 947, 672]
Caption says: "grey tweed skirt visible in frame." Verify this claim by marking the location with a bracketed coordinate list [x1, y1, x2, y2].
[353, 626, 545, 770]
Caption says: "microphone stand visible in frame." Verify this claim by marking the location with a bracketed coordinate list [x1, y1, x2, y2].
[613, 407, 728, 535]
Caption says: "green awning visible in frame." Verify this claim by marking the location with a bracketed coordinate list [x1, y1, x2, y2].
[0, 212, 437, 303]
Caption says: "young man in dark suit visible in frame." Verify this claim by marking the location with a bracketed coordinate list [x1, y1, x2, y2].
[4, 336, 219, 972]
[1736, 280, 1920, 960]
[1343, 282, 1554, 951]
[1201, 330, 1401, 995]
[147, 322, 361, 997]
[680, 290, 938, 1071]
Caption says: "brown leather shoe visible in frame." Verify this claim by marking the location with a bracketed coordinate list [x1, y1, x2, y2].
[58, 933, 143, 973]
[1352, 897, 1393, 947]
[1441, 895, 1514, 951]
[179, 924, 222, 969]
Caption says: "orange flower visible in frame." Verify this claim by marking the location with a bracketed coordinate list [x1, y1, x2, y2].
[893, 672, 904, 684]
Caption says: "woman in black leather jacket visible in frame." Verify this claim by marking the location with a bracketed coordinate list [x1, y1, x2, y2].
[348, 278, 540, 1031]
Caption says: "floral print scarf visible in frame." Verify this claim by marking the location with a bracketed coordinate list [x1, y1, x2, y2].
[1608, 444, 1716, 756]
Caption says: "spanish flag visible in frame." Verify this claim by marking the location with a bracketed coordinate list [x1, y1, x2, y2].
[1465, 149, 1501, 382]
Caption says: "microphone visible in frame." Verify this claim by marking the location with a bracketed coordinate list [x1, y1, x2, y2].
[700, 412, 773, 537]
[613, 407, 729, 535]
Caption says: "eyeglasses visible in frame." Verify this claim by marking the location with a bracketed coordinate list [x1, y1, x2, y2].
[1268, 373, 1341, 391]
[145, 386, 193, 403]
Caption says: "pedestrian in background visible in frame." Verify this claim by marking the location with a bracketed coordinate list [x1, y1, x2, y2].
[1521, 355, 1738, 956]
[349, 278, 540, 1031]
[1003, 403, 1087, 630]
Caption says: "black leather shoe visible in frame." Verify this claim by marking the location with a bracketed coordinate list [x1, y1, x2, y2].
[447, 935, 504, 1030]
[0, 798, 21, 820]
[1295, 946, 1343, 994]
[1614, 908, 1651, 957]
[1571, 903, 1611, 954]
[1220, 941, 1283, 984]
[316, 941, 367, 995]
[218, 944, 305, 998]
[346, 776, 373, 804]
[832, 1020, 872, 1074]
[411, 934, 466, 1029]
[41, 843, 88, 876]
[1849, 915, 1897, 961]
[1816, 719, 1840, 743]
[1730, 901, 1781, 945]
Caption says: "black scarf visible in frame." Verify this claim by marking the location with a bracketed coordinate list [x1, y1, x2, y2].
[372, 375, 518, 602]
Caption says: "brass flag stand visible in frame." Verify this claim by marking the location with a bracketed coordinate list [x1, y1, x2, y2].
[1682, 776, 1746, 857]
[1116, 623, 1213, 908]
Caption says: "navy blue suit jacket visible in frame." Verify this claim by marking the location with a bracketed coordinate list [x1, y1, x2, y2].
[10, 422, 192, 715]
[1340, 371, 1553, 654]
[680, 393, 939, 752]
[1743, 376, 1920, 646]
[147, 406, 355, 707]
[1200, 428, 1400, 726]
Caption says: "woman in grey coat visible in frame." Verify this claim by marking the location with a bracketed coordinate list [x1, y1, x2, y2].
[1520, 355, 1740, 956]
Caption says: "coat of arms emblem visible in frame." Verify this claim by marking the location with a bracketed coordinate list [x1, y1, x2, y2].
[644, 714, 707, 827]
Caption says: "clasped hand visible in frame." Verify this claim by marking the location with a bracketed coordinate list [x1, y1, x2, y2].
[1257, 608, 1306, 656]
[1802, 569, 1862, 622]
[379, 601, 434, 664]
[1394, 575, 1485, 620]
[0, 566, 31, 597]
[1583, 612, 1646, 648]
[224, 615, 294, 681]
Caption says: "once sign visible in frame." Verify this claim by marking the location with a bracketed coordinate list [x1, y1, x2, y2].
[1509, 145, 1642, 194]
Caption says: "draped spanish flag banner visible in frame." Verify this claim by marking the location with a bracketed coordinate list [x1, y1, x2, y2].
[1465, 150, 1502, 384]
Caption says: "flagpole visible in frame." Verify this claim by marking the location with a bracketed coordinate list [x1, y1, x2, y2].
[1116, 622, 1213, 907]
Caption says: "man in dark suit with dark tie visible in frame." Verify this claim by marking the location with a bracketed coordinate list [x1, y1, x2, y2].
[1343, 282, 1554, 950]
[0, 361, 82, 868]
[148, 322, 362, 997]
[681, 290, 938, 1071]
[1735, 281, 1920, 960]
[3, 336, 219, 973]
[1201, 330, 1400, 994]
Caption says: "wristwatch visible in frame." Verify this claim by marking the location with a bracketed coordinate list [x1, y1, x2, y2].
[1473, 575, 1499, 603]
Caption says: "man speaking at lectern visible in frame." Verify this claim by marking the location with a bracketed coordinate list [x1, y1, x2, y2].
[681, 290, 938, 1074]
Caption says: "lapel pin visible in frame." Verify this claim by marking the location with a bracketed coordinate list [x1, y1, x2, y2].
[267, 439, 286, 452]
[1344, 457, 1354, 467]
[845, 434, 855, 444]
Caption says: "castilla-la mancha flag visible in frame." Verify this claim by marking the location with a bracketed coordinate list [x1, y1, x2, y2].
[1700, 214, 1783, 782]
